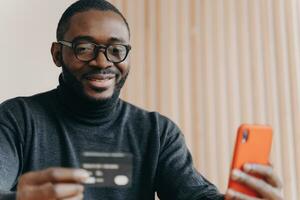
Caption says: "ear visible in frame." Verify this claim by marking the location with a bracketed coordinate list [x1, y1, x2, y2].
[51, 42, 62, 67]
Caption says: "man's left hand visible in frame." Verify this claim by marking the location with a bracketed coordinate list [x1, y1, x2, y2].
[225, 163, 283, 200]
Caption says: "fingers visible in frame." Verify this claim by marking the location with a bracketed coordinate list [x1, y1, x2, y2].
[19, 183, 84, 200]
[53, 183, 84, 199]
[61, 193, 84, 200]
[225, 189, 260, 200]
[17, 168, 89, 200]
[243, 164, 282, 188]
[231, 169, 283, 199]
[20, 168, 90, 185]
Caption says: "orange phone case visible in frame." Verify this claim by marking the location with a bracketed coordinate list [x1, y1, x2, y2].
[228, 124, 273, 197]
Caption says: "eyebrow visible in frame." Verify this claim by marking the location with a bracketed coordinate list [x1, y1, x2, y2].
[71, 35, 127, 44]
[107, 37, 127, 43]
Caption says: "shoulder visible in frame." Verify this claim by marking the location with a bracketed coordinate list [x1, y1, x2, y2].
[0, 90, 57, 133]
[120, 100, 177, 122]
[119, 99, 181, 135]
[0, 89, 57, 114]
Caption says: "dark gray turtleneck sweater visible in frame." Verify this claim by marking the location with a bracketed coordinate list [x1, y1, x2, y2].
[0, 78, 224, 200]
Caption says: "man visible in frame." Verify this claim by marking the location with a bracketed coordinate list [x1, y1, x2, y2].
[0, 0, 283, 200]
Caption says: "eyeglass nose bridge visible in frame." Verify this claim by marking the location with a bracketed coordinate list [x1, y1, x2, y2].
[93, 45, 110, 62]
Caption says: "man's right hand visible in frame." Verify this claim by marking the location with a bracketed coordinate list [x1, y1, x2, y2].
[16, 167, 90, 200]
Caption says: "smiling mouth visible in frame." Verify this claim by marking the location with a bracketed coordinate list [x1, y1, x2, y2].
[85, 73, 116, 81]
[86, 76, 115, 82]
[84, 74, 116, 89]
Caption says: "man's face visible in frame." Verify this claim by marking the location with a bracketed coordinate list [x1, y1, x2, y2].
[55, 10, 130, 101]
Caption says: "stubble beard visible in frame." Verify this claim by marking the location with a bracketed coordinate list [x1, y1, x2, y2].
[60, 62, 129, 103]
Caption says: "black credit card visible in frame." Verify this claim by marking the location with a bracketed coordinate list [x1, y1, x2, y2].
[80, 151, 132, 187]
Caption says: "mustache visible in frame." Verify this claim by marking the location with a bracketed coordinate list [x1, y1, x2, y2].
[82, 68, 121, 79]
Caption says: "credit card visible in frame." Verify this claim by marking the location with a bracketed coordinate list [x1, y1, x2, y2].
[80, 151, 132, 187]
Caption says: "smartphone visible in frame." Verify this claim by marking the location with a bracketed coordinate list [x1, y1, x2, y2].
[228, 124, 273, 197]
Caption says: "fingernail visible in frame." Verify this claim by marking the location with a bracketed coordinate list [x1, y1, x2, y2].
[78, 185, 84, 192]
[231, 169, 241, 180]
[77, 185, 84, 192]
[74, 169, 90, 180]
[227, 189, 236, 197]
[244, 164, 252, 172]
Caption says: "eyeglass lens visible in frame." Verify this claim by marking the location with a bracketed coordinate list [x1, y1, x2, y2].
[74, 43, 128, 62]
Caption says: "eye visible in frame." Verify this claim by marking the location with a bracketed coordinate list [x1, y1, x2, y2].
[109, 45, 126, 56]
[75, 43, 94, 54]
[111, 47, 121, 54]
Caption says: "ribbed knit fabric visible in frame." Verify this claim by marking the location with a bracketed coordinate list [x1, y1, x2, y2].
[0, 77, 224, 200]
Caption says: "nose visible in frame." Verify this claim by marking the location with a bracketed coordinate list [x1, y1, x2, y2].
[89, 50, 112, 68]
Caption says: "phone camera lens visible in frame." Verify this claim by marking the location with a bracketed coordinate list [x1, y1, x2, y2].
[242, 130, 248, 143]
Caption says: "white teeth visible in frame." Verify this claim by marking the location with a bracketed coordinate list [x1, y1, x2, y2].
[87, 77, 113, 82]
[91, 79, 107, 82]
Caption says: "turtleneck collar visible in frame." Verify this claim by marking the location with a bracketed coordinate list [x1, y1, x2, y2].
[56, 74, 121, 125]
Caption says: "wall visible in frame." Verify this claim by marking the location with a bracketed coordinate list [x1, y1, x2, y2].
[113, 0, 300, 198]
[1, 0, 299, 199]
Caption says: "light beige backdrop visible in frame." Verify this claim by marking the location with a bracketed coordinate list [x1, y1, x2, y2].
[1, 0, 299, 199]
[112, 0, 300, 199]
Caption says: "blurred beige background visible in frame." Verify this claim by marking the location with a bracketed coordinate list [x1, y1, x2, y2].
[1, 0, 300, 199]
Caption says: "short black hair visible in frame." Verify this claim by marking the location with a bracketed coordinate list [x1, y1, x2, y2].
[56, 0, 130, 41]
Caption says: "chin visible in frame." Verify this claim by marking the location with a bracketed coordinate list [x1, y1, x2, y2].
[84, 90, 114, 102]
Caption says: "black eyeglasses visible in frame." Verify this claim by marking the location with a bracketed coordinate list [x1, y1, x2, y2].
[58, 40, 131, 63]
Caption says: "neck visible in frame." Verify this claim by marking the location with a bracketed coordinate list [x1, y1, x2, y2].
[56, 74, 121, 125]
